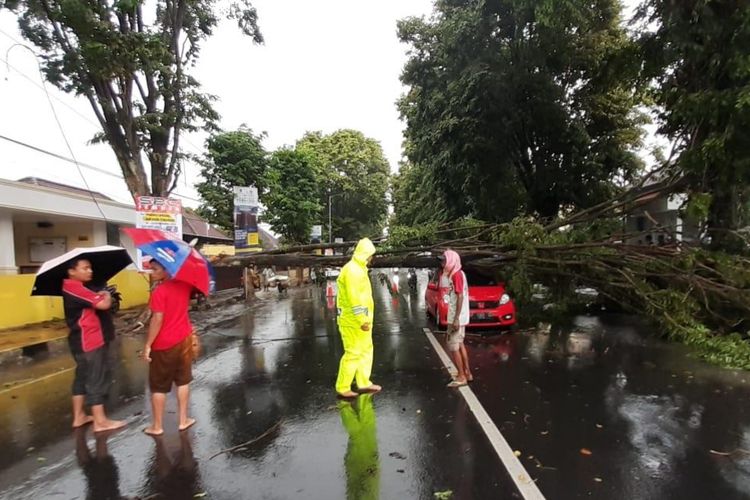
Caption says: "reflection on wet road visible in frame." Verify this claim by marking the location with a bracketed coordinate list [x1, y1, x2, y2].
[468, 314, 750, 499]
[4, 273, 750, 499]
[0, 283, 517, 499]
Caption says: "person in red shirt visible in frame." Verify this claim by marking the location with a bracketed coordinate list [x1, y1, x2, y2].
[63, 258, 126, 432]
[142, 260, 196, 436]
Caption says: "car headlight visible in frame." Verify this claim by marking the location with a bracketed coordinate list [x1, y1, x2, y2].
[499, 293, 510, 305]
[442, 294, 450, 304]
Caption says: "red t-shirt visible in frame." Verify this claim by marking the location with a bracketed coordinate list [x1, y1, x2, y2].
[451, 271, 466, 294]
[149, 280, 194, 351]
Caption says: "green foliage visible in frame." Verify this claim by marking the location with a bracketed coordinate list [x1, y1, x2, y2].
[3, 0, 262, 197]
[391, 162, 447, 226]
[297, 130, 390, 241]
[395, 0, 646, 225]
[262, 149, 322, 244]
[196, 128, 268, 231]
[637, 0, 750, 252]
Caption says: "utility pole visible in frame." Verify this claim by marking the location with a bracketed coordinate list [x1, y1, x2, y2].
[328, 191, 344, 244]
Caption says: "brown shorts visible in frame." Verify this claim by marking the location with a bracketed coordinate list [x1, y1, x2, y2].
[149, 336, 193, 393]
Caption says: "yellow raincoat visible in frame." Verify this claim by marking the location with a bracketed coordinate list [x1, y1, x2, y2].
[335, 238, 376, 393]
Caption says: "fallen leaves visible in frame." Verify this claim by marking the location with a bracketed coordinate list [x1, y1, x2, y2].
[514, 450, 522, 457]
[580, 448, 593, 456]
[434, 490, 453, 499]
[389, 452, 407, 460]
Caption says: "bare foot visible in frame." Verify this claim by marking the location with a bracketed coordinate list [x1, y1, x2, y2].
[359, 384, 382, 393]
[337, 391, 359, 399]
[143, 426, 164, 436]
[93, 419, 127, 433]
[179, 418, 196, 431]
[72, 415, 94, 428]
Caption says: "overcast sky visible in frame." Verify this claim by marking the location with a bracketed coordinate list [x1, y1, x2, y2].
[0, 0, 649, 208]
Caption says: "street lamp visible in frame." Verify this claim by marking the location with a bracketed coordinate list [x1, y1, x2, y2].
[328, 191, 344, 244]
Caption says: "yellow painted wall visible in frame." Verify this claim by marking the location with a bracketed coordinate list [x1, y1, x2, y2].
[0, 270, 149, 330]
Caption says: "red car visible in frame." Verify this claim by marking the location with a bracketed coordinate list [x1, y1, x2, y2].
[425, 269, 517, 329]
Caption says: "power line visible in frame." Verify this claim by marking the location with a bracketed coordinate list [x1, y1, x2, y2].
[0, 133, 202, 203]
[0, 28, 204, 203]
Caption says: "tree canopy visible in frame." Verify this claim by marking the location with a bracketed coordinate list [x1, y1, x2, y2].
[636, 0, 750, 252]
[2, 0, 262, 197]
[297, 129, 390, 241]
[262, 149, 322, 244]
[196, 128, 268, 231]
[396, 0, 647, 223]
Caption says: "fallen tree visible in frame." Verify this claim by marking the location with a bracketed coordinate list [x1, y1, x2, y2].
[217, 175, 750, 368]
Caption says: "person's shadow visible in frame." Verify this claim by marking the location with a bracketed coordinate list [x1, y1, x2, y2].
[141, 431, 202, 499]
[338, 393, 380, 500]
[74, 427, 129, 500]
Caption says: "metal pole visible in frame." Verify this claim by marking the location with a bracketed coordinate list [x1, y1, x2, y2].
[328, 193, 332, 244]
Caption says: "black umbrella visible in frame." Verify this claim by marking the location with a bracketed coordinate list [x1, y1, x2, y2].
[31, 245, 133, 296]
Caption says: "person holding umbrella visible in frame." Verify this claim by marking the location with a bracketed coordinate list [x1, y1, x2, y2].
[121, 228, 210, 435]
[32, 245, 132, 432]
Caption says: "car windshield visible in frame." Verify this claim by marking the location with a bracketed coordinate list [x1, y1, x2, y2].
[464, 270, 497, 286]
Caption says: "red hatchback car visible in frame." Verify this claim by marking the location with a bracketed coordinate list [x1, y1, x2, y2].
[425, 269, 517, 330]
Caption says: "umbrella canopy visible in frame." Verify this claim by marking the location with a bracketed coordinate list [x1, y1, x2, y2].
[121, 228, 211, 295]
[31, 245, 133, 296]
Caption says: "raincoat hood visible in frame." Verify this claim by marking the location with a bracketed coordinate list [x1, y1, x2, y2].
[352, 238, 376, 266]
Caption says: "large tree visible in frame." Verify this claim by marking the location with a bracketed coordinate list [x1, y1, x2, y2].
[297, 129, 390, 241]
[637, 0, 750, 252]
[397, 0, 646, 223]
[263, 149, 322, 244]
[2, 0, 262, 197]
[195, 127, 268, 231]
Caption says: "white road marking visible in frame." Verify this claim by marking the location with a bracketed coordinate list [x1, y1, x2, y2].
[423, 327, 546, 500]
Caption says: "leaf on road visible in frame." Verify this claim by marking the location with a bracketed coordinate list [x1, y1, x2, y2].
[194, 493, 208, 498]
[434, 490, 453, 500]
[580, 448, 593, 456]
[596, 424, 603, 429]
[594, 477, 603, 483]
[514, 450, 522, 457]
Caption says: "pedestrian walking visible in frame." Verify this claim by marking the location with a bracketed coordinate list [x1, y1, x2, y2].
[63, 258, 126, 432]
[142, 260, 197, 435]
[441, 250, 473, 387]
[335, 238, 380, 398]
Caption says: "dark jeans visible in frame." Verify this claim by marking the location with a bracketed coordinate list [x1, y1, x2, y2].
[72, 344, 112, 406]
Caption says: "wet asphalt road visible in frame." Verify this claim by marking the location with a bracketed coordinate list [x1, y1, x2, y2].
[0, 283, 517, 500]
[4, 274, 750, 499]
[467, 313, 750, 499]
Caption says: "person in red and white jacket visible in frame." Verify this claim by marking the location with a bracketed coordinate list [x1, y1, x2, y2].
[62, 258, 126, 433]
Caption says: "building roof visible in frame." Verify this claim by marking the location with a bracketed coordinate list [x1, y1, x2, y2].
[17, 177, 115, 201]
[182, 208, 231, 241]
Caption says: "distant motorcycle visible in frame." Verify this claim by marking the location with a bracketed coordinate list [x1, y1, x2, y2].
[407, 268, 417, 291]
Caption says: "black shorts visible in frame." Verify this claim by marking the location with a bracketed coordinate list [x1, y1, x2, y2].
[72, 343, 112, 406]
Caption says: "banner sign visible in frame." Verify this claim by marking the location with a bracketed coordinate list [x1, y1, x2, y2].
[233, 186, 260, 253]
[135, 196, 183, 269]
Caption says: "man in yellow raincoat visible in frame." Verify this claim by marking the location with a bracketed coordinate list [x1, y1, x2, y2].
[335, 238, 381, 398]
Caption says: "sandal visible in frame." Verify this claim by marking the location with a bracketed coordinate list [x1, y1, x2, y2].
[447, 380, 468, 388]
